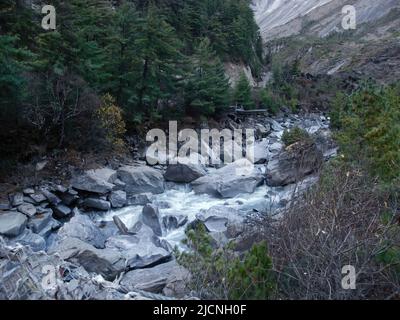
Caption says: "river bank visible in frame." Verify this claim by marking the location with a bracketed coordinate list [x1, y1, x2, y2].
[0, 112, 337, 300]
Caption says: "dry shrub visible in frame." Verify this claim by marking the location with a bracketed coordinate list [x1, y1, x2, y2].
[96, 94, 126, 151]
[262, 162, 400, 300]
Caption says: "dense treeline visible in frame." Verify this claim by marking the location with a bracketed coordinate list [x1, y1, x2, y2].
[0, 0, 263, 159]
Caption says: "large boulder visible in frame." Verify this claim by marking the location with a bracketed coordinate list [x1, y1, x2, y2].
[266, 141, 323, 187]
[71, 168, 117, 194]
[0, 239, 125, 300]
[53, 204, 72, 218]
[109, 190, 127, 208]
[49, 237, 125, 281]
[191, 159, 264, 198]
[10, 193, 24, 207]
[127, 193, 152, 206]
[57, 211, 106, 248]
[120, 260, 189, 296]
[8, 229, 46, 252]
[105, 224, 171, 270]
[164, 156, 207, 183]
[196, 206, 244, 234]
[29, 192, 47, 204]
[117, 166, 164, 195]
[252, 139, 270, 164]
[0, 212, 27, 237]
[141, 204, 162, 237]
[40, 189, 62, 206]
[17, 203, 37, 217]
[27, 209, 60, 238]
[82, 198, 111, 211]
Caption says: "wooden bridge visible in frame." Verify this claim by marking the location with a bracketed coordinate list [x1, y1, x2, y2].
[229, 106, 269, 116]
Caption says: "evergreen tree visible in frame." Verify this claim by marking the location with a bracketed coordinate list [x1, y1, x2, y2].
[106, 2, 141, 107]
[129, 5, 183, 121]
[0, 35, 32, 121]
[184, 38, 230, 116]
[234, 72, 254, 110]
[33, 0, 112, 89]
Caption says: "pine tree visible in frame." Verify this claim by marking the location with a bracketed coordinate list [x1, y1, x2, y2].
[129, 5, 184, 121]
[0, 35, 32, 121]
[234, 72, 254, 110]
[106, 2, 141, 107]
[184, 38, 230, 116]
[33, 0, 112, 88]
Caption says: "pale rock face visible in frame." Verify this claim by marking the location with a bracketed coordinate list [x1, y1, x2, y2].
[252, 0, 400, 40]
[251, 0, 333, 38]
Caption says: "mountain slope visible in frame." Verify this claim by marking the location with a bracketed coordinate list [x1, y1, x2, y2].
[252, 0, 400, 85]
[253, 0, 400, 41]
[251, 0, 332, 39]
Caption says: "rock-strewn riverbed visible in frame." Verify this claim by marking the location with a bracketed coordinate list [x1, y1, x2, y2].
[0, 113, 336, 300]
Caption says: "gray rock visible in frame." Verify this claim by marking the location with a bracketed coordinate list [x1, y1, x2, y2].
[54, 185, 68, 193]
[255, 123, 271, 140]
[11, 193, 24, 207]
[0, 212, 27, 237]
[60, 193, 79, 206]
[191, 159, 264, 198]
[164, 158, 207, 183]
[23, 188, 35, 195]
[141, 204, 162, 236]
[57, 211, 106, 248]
[17, 203, 37, 217]
[120, 260, 189, 295]
[117, 166, 164, 195]
[270, 119, 284, 132]
[253, 139, 269, 164]
[109, 190, 127, 208]
[53, 204, 72, 218]
[39, 219, 61, 239]
[266, 142, 323, 187]
[35, 160, 47, 171]
[112, 215, 130, 235]
[269, 142, 283, 153]
[49, 237, 125, 281]
[106, 227, 171, 270]
[0, 202, 10, 210]
[68, 188, 79, 196]
[27, 211, 53, 234]
[82, 198, 111, 211]
[8, 229, 46, 252]
[71, 168, 117, 194]
[162, 215, 188, 231]
[196, 206, 244, 234]
[127, 193, 152, 206]
[40, 189, 61, 206]
[113, 178, 126, 190]
[30, 192, 47, 204]
[97, 221, 120, 239]
[0, 239, 126, 300]
[23, 196, 36, 205]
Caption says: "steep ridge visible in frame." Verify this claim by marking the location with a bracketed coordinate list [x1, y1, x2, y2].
[253, 0, 400, 40]
[253, 0, 400, 84]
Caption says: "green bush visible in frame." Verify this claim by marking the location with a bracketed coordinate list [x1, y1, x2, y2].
[334, 83, 400, 183]
[177, 223, 276, 300]
[227, 241, 276, 300]
[234, 72, 254, 110]
[282, 127, 312, 147]
[260, 88, 280, 115]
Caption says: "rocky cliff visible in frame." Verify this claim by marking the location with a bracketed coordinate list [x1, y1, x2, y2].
[252, 0, 400, 84]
